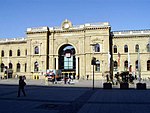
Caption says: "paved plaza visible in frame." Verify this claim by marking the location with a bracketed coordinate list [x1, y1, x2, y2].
[0, 79, 150, 113]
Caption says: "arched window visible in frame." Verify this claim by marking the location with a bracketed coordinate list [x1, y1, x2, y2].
[114, 45, 117, 53]
[135, 60, 138, 70]
[16, 63, 21, 72]
[147, 60, 150, 71]
[9, 50, 12, 56]
[124, 45, 128, 53]
[34, 46, 39, 54]
[1, 50, 4, 57]
[17, 49, 21, 56]
[95, 60, 100, 72]
[25, 63, 27, 72]
[34, 61, 39, 72]
[147, 44, 150, 52]
[1, 63, 5, 72]
[114, 61, 118, 70]
[124, 60, 128, 70]
[94, 44, 100, 52]
[135, 44, 139, 52]
[9, 63, 13, 69]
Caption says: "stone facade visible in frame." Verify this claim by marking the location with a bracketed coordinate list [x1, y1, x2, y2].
[0, 20, 150, 80]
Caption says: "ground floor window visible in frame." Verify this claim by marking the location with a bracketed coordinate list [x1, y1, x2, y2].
[147, 60, 150, 71]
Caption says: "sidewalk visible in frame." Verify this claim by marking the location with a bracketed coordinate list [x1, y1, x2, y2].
[1, 78, 150, 89]
[0, 79, 150, 113]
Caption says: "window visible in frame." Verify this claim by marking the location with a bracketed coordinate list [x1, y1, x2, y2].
[25, 63, 27, 72]
[64, 56, 73, 69]
[147, 60, 150, 71]
[95, 60, 100, 72]
[94, 44, 100, 52]
[34, 46, 39, 54]
[135, 60, 138, 70]
[25, 49, 27, 56]
[1, 50, 4, 57]
[114, 45, 117, 53]
[34, 61, 39, 72]
[135, 44, 139, 52]
[124, 45, 128, 53]
[124, 60, 128, 70]
[16, 63, 21, 72]
[147, 44, 150, 52]
[114, 61, 118, 70]
[17, 49, 20, 56]
[1, 63, 4, 72]
[9, 63, 13, 69]
[9, 50, 12, 56]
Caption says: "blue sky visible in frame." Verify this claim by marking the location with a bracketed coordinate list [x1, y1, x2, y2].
[0, 0, 150, 38]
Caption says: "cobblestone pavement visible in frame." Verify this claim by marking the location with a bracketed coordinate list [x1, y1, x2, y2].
[0, 79, 150, 113]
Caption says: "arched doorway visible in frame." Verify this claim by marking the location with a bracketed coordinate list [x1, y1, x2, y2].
[58, 44, 76, 79]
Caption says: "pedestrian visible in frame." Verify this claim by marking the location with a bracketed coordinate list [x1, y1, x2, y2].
[87, 75, 89, 80]
[17, 76, 26, 97]
[106, 74, 109, 82]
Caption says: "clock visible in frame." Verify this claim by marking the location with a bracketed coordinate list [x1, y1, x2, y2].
[64, 23, 70, 29]
[62, 19, 72, 30]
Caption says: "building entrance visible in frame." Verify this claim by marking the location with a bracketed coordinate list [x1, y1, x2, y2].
[58, 44, 76, 78]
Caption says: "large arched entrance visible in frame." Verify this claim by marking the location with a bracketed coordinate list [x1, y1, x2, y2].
[58, 44, 76, 79]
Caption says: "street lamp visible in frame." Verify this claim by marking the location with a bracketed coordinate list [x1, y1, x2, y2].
[90, 44, 96, 90]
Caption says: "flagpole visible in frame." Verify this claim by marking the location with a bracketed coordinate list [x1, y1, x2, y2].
[128, 51, 130, 71]
[138, 49, 141, 83]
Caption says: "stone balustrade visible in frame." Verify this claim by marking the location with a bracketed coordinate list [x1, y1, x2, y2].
[112, 29, 150, 36]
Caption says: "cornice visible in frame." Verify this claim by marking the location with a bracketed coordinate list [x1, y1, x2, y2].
[113, 34, 150, 39]
[0, 40, 27, 45]
[50, 27, 110, 33]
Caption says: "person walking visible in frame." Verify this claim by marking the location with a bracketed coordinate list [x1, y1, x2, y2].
[17, 76, 26, 97]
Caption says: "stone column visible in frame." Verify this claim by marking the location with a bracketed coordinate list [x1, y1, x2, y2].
[76, 56, 78, 77]
[56, 56, 59, 70]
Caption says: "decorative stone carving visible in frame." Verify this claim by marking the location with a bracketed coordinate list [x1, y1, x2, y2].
[61, 19, 73, 30]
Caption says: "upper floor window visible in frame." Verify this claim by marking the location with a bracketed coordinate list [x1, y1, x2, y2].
[9, 50, 12, 56]
[34, 46, 39, 54]
[135, 44, 139, 52]
[114, 45, 117, 53]
[147, 60, 150, 71]
[17, 49, 21, 56]
[94, 44, 100, 52]
[124, 45, 128, 53]
[1, 50, 4, 57]
[147, 44, 150, 52]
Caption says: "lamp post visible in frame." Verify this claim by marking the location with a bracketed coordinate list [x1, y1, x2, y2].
[90, 44, 96, 90]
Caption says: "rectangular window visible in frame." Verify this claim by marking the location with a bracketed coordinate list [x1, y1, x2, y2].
[64, 56, 73, 69]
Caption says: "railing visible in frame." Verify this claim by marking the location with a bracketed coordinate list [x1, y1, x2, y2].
[0, 37, 26, 42]
[49, 22, 110, 31]
[112, 29, 150, 36]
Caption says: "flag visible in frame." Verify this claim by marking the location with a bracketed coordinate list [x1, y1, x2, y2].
[108, 51, 111, 70]
[118, 52, 121, 67]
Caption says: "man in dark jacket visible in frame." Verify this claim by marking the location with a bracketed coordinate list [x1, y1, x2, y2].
[17, 76, 26, 97]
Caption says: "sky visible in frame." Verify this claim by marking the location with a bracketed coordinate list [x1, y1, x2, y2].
[0, 0, 150, 38]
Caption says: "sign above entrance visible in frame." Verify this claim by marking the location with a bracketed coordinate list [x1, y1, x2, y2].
[62, 19, 72, 30]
